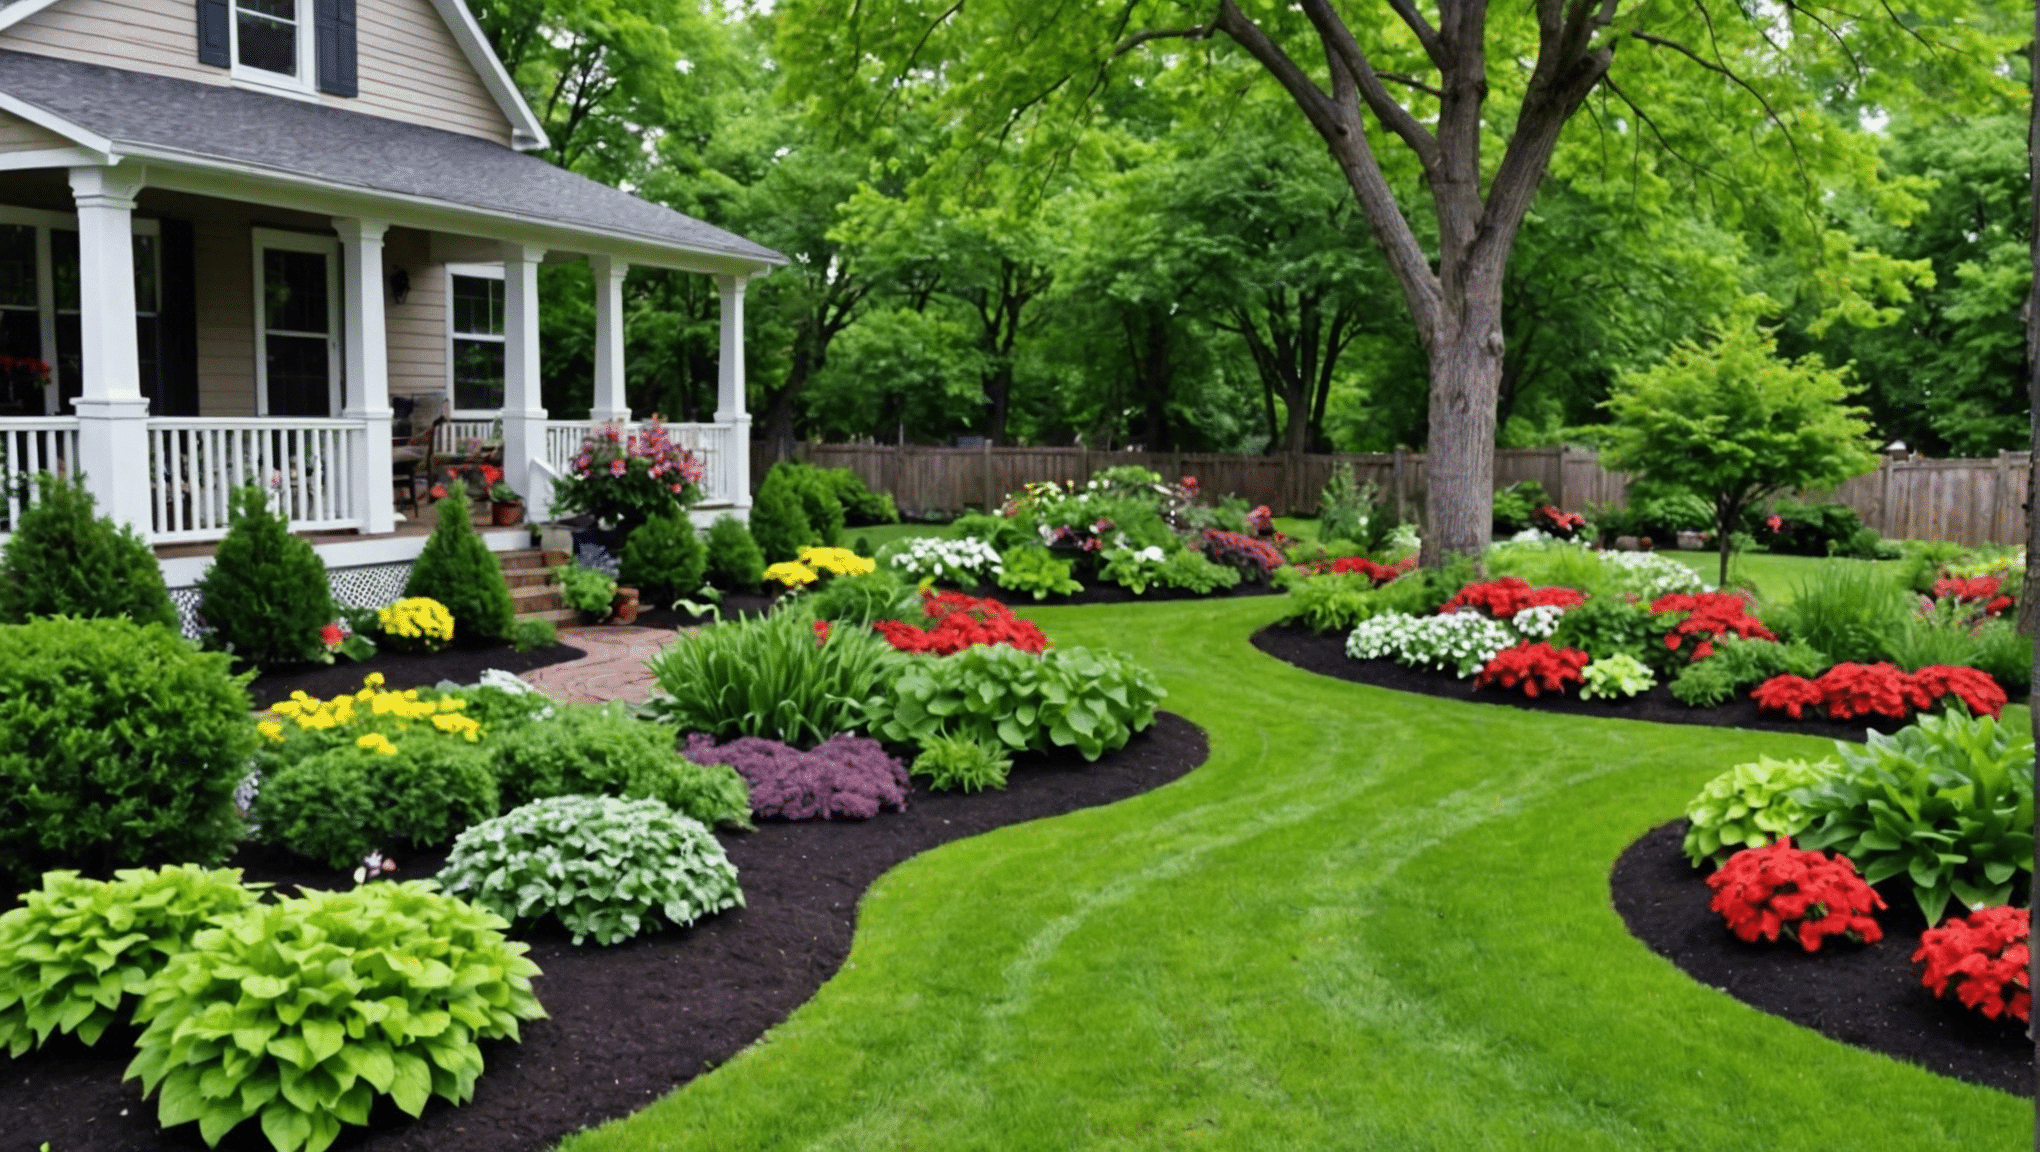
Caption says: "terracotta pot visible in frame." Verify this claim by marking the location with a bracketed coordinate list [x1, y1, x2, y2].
[492, 502, 525, 526]
[608, 596, 640, 625]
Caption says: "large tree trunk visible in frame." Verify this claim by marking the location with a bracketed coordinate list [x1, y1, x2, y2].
[2023, 0, 2039, 1114]
[1420, 308, 1504, 565]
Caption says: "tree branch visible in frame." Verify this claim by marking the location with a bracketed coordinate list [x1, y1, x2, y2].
[1293, 0, 1440, 166]
[1601, 73, 1725, 188]
[1379, 72, 1443, 99]
[1630, 30, 1809, 187]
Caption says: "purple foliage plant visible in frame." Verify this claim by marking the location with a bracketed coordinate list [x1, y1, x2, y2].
[682, 732, 909, 821]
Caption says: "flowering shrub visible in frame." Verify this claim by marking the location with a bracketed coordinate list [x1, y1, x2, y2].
[887, 535, 1005, 586]
[1327, 555, 1414, 585]
[1439, 577, 1586, 619]
[1579, 653, 1655, 700]
[1706, 839, 1885, 952]
[1932, 575, 2014, 618]
[1533, 504, 1586, 539]
[550, 419, 705, 529]
[1751, 663, 2007, 723]
[1815, 662, 1913, 720]
[1904, 664, 2008, 718]
[766, 546, 878, 588]
[1750, 674, 1825, 719]
[1650, 591, 1775, 662]
[1345, 611, 1519, 678]
[1681, 756, 1837, 866]
[1914, 905, 2030, 1023]
[1599, 550, 1710, 599]
[1475, 642, 1589, 697]
[1509, 603, 1570, 639]
[1201, 529, 1287, 580]
[874, 591, 1051, 656]
[682, 732, 909, 820]
[377, 596, 455, 652]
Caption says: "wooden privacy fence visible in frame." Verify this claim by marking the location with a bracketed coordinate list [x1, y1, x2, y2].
[755, 444, 2033, 548]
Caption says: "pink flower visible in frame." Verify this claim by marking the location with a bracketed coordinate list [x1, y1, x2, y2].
[609, 458, 627, 477]
[670, 483, 683, 493]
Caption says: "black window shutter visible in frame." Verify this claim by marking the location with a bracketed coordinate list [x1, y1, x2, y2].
[196, 0, 229, 67]
[315, 0, 357, 97]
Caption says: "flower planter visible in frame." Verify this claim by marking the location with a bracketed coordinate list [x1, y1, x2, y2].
[605, 587, 640, 626]
[492, 502, 525, 526]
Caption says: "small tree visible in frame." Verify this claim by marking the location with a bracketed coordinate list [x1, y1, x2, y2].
[1603, 323, 1879, 587]
[0, 472, 178, 630]
[749, 468, 814, 564]
[196, 485, 337, 667]
[405, 497, 514, 644]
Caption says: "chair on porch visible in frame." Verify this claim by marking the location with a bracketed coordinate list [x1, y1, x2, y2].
[392, 394, 447, 517]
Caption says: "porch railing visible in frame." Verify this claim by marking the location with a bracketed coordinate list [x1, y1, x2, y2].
[0, 417, 80, 536]
[433, 419, 500, 460]
[147, 418, 367, 543]
[545, 420, 741, 506]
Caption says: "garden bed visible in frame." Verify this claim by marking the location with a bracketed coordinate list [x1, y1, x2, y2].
[244, 642, 589, 703]
[1611, 819, 2032, 1095]
[0, 712, 1207, 1152]
[1250, 623, 1905, 744]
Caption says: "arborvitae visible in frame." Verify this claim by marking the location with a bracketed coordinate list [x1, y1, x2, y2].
[703, 514, 765, 592]
[781, 461, 845, 546]
[621, 511, 708, 605]
[195, 485, 337, 666]
[405, 496, 514, 643]
[748, 468, 813, 563]
[0, 471, 178, 630]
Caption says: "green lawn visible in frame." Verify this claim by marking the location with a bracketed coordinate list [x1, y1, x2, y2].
[559, 597, 2029, 1152]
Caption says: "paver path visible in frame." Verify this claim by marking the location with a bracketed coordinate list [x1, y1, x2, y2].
[522, 625, 679, 704]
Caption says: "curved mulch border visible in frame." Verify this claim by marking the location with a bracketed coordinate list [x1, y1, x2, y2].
[244, 642, 589, 704]
[0, 713, 1208, 1152]
[1611, 820, 2031, 1095]
[1249, 622, 1906, 744]
[633, 579, 1282, 631]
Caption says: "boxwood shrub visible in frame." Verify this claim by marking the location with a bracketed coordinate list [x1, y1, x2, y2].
[490, 702, 752, 830]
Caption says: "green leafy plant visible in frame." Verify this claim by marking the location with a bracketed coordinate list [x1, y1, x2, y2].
[490, 701, 751, 829]
[645, 610, 899, 745]
[1316, 466, 1369, 544]
[1667, 636, 1827, 707]
[750, 466, 817, 562]
[0, 471, 179, 629]
[1280, 572, 1386, 633]
[1768, 561, 1912, 665]
[1579, 654, 1656, 701]
[195, 485, 338, 667]
[125, 882, 545, 1152]
[781, 460, 847, 546]
[510, 617, 557, 652]
[867, 645, 1166, 761]
[910, 735, 1014, 793]
[620, 511, 709, 605]
[703, 514, 767, 593]
[802, 568, 917, 625]
[557, 561, 618, 615]
[0, 866, 261, 1056]
[250, 740, 500, 869]
[404, 497, 515, 644]
[824, 467, 899, 525]
[1099, 545, 1169, 594]
[1548, 597, 1664, 666]
[1682, 756, 1838, 867]
[1795, 710, 2035, 924]
[439, 795, 744, 946]
[1154, 548, 1240, 594]
[0, 616, 254, 889]
[950, 512, 1036, 552]
[996, 545, 1083, 600]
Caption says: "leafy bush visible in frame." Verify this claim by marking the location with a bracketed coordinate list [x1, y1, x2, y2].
[1474, 642, 1588, 698]
[0, 616, 254, 889]
[1681, 756, 1837, 867]
[996, 545, 1083, 600]
[682, 732, 909, 820]
[1748, 499, 1869, 558]
[620, 512, 708, 604]
[702, 514, 765, 592]
[1099, 545, 1171, 594]
[1706, 839, 1885, 952]
[886, 535, 1004, 586]
[1547, 597, 1661, 665]
[404, 497, 514, 644]
[1490, 480, 1552, 535]
[777, 460, 846, 547]
[556, 562, 618, 615]
[0, 866, 260, 1056]
[874, 590, 1051, 656]
[510, 617, 557, 652]
[1317, 466, 1369, 544]
[1154, 548, 1240, 594]
[1898, 540, 1973, 594]
[1795, 710, 2034, 923]
[0, 471, 179, 630]
[490, 702, 751, 830]
[1769, 561, 1912, 665]
[910, 736, 1013, 793]
[802, 568, 917, 626]
[251, 741, 499, 868]
[126, 882, 544, 1152]
[440, 796, 742, 946]
[192, 486, 337, 667]
[1578, 654, 1655, 701]
[1914, 905, 2030, 1023]
[949, 512, 1036, 552]
[1667, 636, 1827, 707]
[1200, 529, 1285, 581]
[747, 467, 813, 563]
[1345, 611, 1519, 678]
[1966, 619, 2033, 695]
[1280, 572, 1387, 634]
[645, 610, 898, 745]
[867, 645, 1165, 761]
[824, 467, 899, 525]
[377, 596, 455, 652]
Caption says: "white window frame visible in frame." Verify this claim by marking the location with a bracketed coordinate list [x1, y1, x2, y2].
[445, 262, 506, 418]
[0, 205, 160, 414]
[228, 0, 318, 99]
[251, 227, 341, 417]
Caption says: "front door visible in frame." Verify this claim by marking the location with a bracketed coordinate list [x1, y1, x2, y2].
[254, 229, 339, 417]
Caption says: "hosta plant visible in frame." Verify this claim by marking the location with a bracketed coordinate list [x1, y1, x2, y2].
[682, 732, 909, 820]
[1474, 642, 1589, 698]
[644, 611, 898, 745]
[0, 866, 261, 1056]
[125, 882, 544, 1152]
[1345, 611, 1518, 678]
[1153, 547, 1242, 594]
[995, 545, 1083, 600]
[439, 796, 743, 946]
[1682, 756, 1838, 867]
[1794, 710, 2035, 924]
[867, 645, 1165, 761]
[910, 735, 1014, 793]
[1098, 544, 1171, 594]
[1706, 839, 1885, 952]
[1913, 905, 2030, 1023]
[1578, 654, 1655, 701]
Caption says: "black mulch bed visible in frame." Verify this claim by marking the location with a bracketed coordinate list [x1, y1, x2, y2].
[633, 590, 781, 631]
[1249, 622, 1906, 744]
[1612, 819, 2032, 1095]
[0, 712, 1207, 1152]
[629, 580, 1280, 630]
[243, 643, 589, 705]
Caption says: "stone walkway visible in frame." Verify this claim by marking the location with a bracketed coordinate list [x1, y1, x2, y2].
[521, 625, 680, 705]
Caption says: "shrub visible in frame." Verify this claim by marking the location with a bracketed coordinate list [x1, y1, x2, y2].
[749, 466, 815, 563]
[786, 461, 847, 546]
[802, 568, 916, 626]
[1795, 710, 2034, 923]
[1748, 498, 1869, 557]
[700, 515, 765, 593]
[1548, 596, 1662, 664]
[490, 702, 751, 830]
[682, 732, 909, 820]
[1490, 480, 1551, 535]
[874, 590, 1051, 656]
[251, 741, 499, 868]
[1769, 561, 1912, 665]
[188, 485, 337, 666]
[1706, 839, 1885, 952]
[510, 617, 557, 652]
[1578, 654, 1655, 701]
[1344, 611, 1519, 678]
[1914, 906, 2030, 1023]
[620, 512, 708, 605]
[1650, 591, 1776, 663]
[1668, 636, 1827, 707]
[1474, 642, 1589, 698]
[126, 882, 544, 1152]
[1154, 548, 1241, 594]
[1201, 529, 1286, 581]
[376, 596, 456, 652]
[996, 545, 1083, 600]
[825, 467, 899, 525]
[404, 497, 514, 644]
[0, 617, 253, 889]
[440, 796, 742, 946]
[645, 610, 898, 745]
[556, 562, 618, 615]
[867, 645, 1165, 761]
[1440, 578, 1586, 619]
[886, 535, 1004, 586]
[0, 471, 179, 630]
[1281, 572, 1387, 634]
[910, 736, 1013, 793]
[0, 866, 260, 1056]
[1681, 756, 1837, 867]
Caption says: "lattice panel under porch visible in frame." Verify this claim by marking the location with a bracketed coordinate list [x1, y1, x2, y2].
[167, 562, 414, 640]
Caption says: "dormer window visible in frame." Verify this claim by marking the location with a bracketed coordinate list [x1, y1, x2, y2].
[232, 0, 313, 91]
[198, 0, 356, 98]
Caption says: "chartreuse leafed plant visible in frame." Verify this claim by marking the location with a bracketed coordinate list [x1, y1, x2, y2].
[1578, 654, 1655, 701]
[866, 645, 1164, 761]
[0, 866, 260, 1056]
[909, 735, 1013, 793]
[994, 544, 1083, 600]
[645, 610, 899, 745]
[438, 796, 744, 946]
[126, 882, 543, 1152]
[1682, 756, 1839, 867]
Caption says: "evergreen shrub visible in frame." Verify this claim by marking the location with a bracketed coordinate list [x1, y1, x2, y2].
[404, 496, 514, 644]
[621, 511, 708, 604]
[196, 485, 337, 667]
[826, 467, 900, 525]
[0, 471, 177, 629]
[251, 740, 500, 869]
[749, 467, 814, 562]
[703, 514, 766, 591]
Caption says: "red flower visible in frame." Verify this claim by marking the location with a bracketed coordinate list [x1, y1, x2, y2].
[1650, 591, 1774, 662]
[1765, 514, 1783, 533]
[1440, 578, 1586, 619]
[1707, 839, 1884, 953]
[1915, 906, 2031, 1022]
[428, 484, 448, 500]
[813, 620, 832, 645]
[608, 457, 627, 477]
[874, 592, 1051, 656]
[1474, 641, 1590, 698]
[320, 622, 344, 647]
[480, 464, 503, 485]
[1329, 555, 1414, 586]
[1751, 674, 1823, 719]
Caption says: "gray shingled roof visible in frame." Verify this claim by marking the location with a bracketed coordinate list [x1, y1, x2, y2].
[0, 48, 783, 265]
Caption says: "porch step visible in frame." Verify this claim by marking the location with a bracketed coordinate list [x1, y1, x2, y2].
[498, 548, 549, 571]
[501, 548, 569, 624]
[519, 606, 581, 626]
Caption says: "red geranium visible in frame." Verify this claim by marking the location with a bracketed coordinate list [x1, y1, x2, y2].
[1707, 839, 1885, 953]
[1651, 591, 1775, 662]
[1474, 641, 1590, 698]
[1328, 555, 1416, 586]
[1751, 674, 1824, 720]
[1902, 664, 2008, 719]
[1932, 575, 2015, 618]
[813, 620, 832, 645]
[1439, 577, 1587, 619]
[1814, 662, 1913, 721]
[874, 591, 1051, 656]
[1914, 905, 2031, 1023]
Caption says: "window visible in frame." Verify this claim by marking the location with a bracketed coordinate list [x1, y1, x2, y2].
[231, 0, 314, 92]
[447, 267, 505, 414]
[253, 229, 339, 417]
[0, 207, 160, 416]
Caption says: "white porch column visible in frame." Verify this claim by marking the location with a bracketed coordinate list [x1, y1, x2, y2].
[334, 218, 395, 534]
[68, 165, 151, 533]
[501, 243, 551, 520]
[715, 273, 751, 511]
[589, 254, 629, 425]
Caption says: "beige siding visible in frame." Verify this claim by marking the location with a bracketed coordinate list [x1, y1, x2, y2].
[0, 108, 75, 152]
[0, 0, 514, 145]
[384, 226, 445, 400]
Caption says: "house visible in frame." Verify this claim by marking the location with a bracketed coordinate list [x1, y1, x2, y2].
[0, 0, 782, 575]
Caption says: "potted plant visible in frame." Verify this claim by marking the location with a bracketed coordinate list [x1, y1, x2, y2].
[557, 561, 618, 623]
[489, 479, 524, 526]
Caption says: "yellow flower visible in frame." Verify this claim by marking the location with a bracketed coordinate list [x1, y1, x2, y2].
[364, 672, 385, 688]
[797, 547, 876, 578]
[355, 733, 399, 756]
[764, 561, 819, 587]
[256, 720, 284, 743]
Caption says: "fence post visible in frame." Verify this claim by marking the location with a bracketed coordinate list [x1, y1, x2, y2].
[1391, 448, 1407, 522]
[981, 439, 993, 512]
